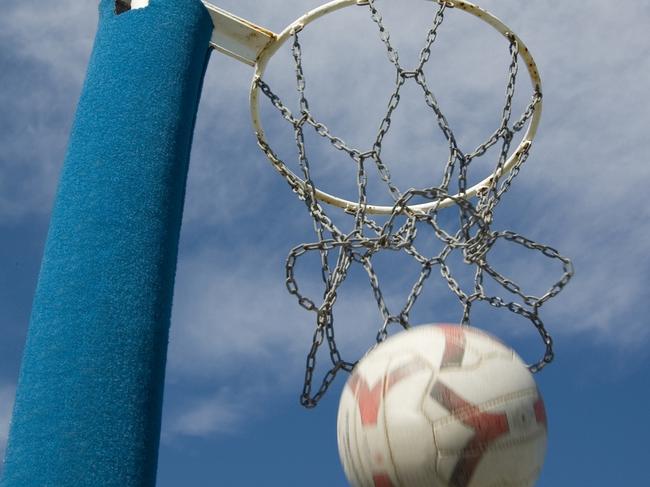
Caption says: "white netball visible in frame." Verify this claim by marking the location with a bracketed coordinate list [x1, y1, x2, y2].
[337, 324, 547, 487]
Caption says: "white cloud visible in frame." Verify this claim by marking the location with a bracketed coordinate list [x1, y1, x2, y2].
[0, 1, 96, 221]
[163, 244, 391, 438]
[488, 1, 650, 345]
[169, 0, 650, 405]
[167, 245, 384, 382]
[3, 0, 650, 442]
[0, 1, 97, 85]
[166, 388, 248, 438]
[0, 384, 16, 461]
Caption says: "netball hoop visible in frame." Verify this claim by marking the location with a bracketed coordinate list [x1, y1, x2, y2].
[204, 0, 542, 214]
[202, 0, 573, 407]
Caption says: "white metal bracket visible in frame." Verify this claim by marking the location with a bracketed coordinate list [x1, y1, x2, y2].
[131, 0, 149, 9]
[202, 2, 277, 66]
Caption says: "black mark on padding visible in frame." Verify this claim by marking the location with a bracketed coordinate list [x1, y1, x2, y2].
[115, 0, 131, 15]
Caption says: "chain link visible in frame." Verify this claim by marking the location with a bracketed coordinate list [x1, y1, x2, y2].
[255, 1, 573, 407]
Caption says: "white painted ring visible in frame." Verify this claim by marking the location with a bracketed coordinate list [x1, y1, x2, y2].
[250, 0, 542, 215]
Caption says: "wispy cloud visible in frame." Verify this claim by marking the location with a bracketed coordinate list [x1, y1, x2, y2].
[0, 1, 97, 84]
[3, 0, 649, 444]
[0, 1, 96, 221]
[162, 243, 387, 438]
[162, 0, 650, 435]
[167, 245, 383, 382]
[0, 384, 16, 461]
[165, 388, 249, 438]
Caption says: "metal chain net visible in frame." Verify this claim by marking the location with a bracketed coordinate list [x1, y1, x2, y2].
[255, 0, 573, 408]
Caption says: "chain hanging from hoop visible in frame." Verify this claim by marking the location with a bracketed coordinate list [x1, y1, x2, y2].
[255, 0, 573, 408]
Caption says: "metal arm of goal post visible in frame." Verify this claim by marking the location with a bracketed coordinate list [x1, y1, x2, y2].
[1, 1, 213, 486]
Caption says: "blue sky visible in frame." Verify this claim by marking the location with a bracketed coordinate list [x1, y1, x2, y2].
[1, 1, 649, 486]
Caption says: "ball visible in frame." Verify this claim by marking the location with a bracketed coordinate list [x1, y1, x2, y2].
[337, 324, 547, 487]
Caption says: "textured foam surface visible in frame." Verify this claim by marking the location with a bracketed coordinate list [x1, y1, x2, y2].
[1, 1, 213, 485]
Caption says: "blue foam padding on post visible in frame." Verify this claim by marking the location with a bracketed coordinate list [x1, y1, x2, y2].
[1, 1, 213, 485]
